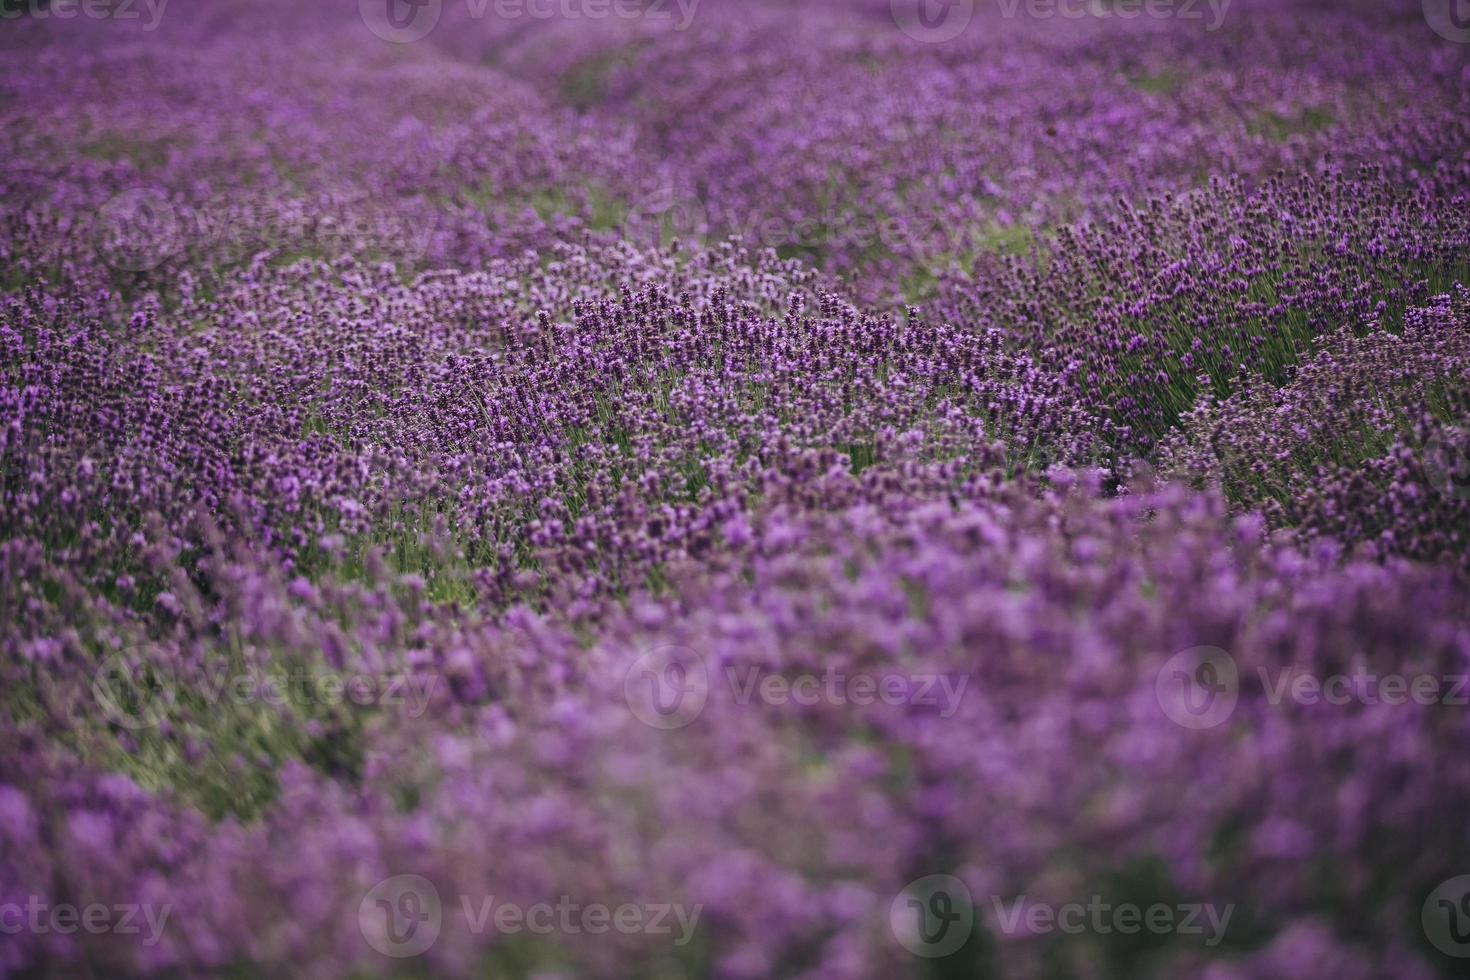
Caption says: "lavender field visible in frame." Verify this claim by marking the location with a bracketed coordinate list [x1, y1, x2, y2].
[3, 0, 1470, 976]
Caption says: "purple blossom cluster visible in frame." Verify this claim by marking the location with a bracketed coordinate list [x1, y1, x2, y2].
[2, 0, 1470, 978]
[1160, 285, 1470, 567]
[936, 166, 1470, 452]
[6, 482, 1470, 978]
[437, 0, 1470, 303]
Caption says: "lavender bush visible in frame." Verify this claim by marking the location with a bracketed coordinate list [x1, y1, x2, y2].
[2, 0, 1469, 977]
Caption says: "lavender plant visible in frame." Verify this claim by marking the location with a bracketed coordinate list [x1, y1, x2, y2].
[2, 0, 1469, 978]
